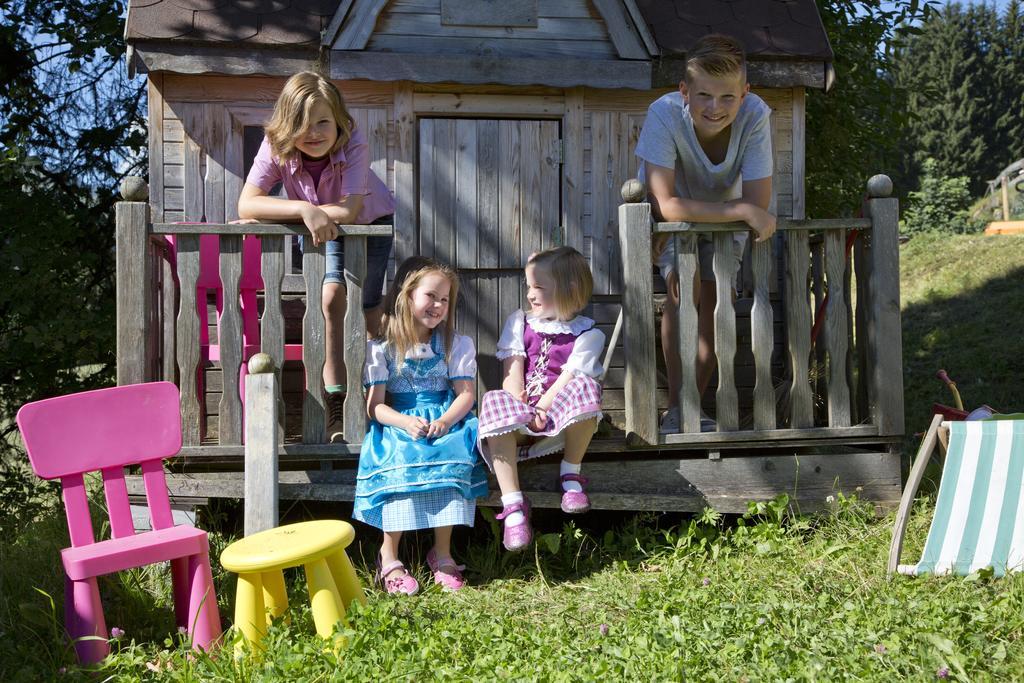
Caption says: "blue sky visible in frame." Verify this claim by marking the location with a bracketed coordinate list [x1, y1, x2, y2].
[934, 0, 1016, 10]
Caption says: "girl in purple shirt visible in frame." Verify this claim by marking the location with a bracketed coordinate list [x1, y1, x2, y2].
[237, 72, 395, 442]
[477, 247, 606, 552]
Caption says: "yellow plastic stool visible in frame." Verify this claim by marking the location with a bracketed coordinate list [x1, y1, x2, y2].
[220, 520, 365, 650]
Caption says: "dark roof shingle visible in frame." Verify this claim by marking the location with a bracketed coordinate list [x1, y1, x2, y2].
[126, 0, 833, 61]
[126, 0, 334, 47]
[634, 0, 833, 61]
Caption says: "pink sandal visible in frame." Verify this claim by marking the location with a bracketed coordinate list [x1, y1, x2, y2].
[375, 558, 419, 596]
[495, 496, 533, 552]
[426, 549, 467, 591]
[559, 473, 591, 514]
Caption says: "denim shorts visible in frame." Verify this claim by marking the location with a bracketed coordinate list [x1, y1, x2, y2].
[320, 214, 394, 309]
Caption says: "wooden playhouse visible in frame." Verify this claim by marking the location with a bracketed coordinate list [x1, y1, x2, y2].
[117, 0, 906, 513]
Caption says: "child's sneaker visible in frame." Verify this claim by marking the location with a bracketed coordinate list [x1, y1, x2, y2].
[326, 392, 345, 443]
[426, 549, 467, 591]
[659, 406, 680, 434]
[375, 559, 419, 596]
[495, 497, 533, 552]
[559, 473, 591, 514]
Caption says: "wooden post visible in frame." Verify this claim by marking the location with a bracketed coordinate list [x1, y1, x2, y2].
[618, 180, 658, 445]
[865, 174, 904, 437]
[244, 353, 279, 536]
[1002, 175, 1011, 222]
[712, 233, 739, 431]
[116, 177, 151, 386]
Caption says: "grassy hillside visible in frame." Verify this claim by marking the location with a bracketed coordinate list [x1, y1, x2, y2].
[901, 233, 1024, 436]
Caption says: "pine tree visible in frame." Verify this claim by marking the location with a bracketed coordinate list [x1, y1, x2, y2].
[892, 3, 999, 195]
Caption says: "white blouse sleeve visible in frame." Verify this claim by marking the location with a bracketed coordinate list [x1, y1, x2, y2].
[562, 328, 607, 379]
[362, 340, 389, 387]
[495, 309, 527, 360]
[448, 334, 477, 381]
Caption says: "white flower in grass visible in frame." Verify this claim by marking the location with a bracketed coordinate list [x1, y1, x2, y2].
[825, 495, 835, 504]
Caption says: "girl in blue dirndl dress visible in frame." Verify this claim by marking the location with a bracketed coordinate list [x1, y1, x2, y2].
[354, 257, 487, 594]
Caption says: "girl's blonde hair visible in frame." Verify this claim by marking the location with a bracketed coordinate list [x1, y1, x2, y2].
[264, 71, 355, 163]
[527, 246, 593, 320]
[380, 257, 460, 362]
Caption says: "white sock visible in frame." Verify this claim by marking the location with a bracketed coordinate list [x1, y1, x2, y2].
[560, 460, 583, 493]
[500, 492, 525, 526]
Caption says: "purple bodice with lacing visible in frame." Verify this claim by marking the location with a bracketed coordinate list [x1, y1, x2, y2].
[522, 321, 593, 404]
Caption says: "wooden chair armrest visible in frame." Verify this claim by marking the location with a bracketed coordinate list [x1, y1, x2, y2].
[887, 413, 946, 576]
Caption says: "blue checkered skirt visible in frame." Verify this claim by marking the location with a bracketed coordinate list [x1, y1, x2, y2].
[353, 390, 488, 532]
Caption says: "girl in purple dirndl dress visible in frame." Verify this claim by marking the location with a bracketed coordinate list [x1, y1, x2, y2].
[477, 247, 606, 552]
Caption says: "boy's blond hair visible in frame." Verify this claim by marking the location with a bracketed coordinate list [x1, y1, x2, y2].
[683, 34, 747, 83]
[527, 247, 593, 321]
[264, 71, 355, 164]
[380, 257, 459, 362]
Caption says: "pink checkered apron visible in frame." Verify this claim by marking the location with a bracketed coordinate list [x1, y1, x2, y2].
[477, 320, 603, 466]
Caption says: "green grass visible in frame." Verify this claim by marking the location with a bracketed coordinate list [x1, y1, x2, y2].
[1, 497, 1023, 681]
[1, 233, 1023, 681]
[900, 233, 1024, 443]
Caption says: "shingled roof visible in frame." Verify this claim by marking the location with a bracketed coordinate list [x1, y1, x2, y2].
[634, 0, 833, 61]
[126, 0, 833, 62]
[125, 0, 336, 47]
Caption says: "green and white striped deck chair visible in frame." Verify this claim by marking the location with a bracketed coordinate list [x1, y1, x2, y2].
[889, 415, 1024, 577]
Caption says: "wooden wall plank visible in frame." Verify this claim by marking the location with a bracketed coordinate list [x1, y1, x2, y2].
[539, 120, 560, 250]
[417, 118, 436, 258]
[393, 82, 416, 264]
[434, 118, 457, 264]
[590, 112, 610, 293]
[498, 120, 521, 268]
[148, 75, 165, 222]
[563, 87, 585, 252]
[366, 35, 617, 60]
[455, 118, 478, 267]
[591, 0, 648, 59]
[477, 119, 500, 269]
[791, 88, 806, 219]
[335, 0, 389, 50]
[377, 12, 609, 40]
[520, 120, 542, 260]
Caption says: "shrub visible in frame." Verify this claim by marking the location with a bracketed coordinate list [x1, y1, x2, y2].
[901, 158, 983, 235]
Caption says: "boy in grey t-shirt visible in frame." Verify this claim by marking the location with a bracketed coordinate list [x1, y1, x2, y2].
[635, 34, 777, 433]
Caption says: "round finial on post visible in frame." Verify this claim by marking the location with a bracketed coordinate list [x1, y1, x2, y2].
[866, 174, 893, 198]
[248, 353, 275, 375]
[621, 178, 647, 203]
[120, 176, 149, 202]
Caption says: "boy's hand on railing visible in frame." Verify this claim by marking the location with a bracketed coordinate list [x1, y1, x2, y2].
[301, 203, 339, 246]
[426, 419, 450, 439]
[744, 205, 777, 242]
[403, 415, 429, 439]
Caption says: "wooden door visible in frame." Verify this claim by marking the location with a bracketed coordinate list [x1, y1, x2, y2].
[417, 118, 561, 391]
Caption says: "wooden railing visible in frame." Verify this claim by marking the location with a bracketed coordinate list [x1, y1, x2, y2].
[114, 178, 391, 449]
[618, 174, 903, 446]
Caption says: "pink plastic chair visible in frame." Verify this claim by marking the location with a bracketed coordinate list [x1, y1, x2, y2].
[16, 382, 222, 663]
